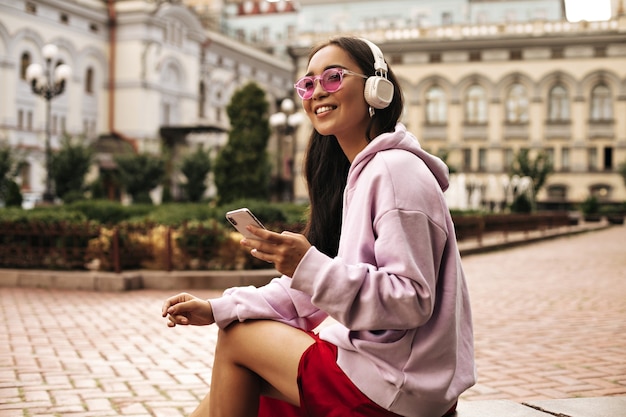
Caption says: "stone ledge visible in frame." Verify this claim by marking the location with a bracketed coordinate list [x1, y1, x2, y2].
[0, 268, 276, 292]
[523, 397, 626, 417]
[455, 397, 626, 417]
[0, 269, 143, 291]
[456, 400, 549, 416]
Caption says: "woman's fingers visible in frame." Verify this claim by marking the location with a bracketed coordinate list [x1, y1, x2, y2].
[161, 293, 188, 316]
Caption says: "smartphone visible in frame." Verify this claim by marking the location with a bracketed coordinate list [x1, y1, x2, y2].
[225, 208, 267, 240]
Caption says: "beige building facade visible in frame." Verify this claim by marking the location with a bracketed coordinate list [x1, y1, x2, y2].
[1, 0, 624, 211]
[289, 17, 626, 209]
[0, 0, 293, 204]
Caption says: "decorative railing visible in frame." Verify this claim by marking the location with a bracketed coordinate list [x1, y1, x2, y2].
[0, 213, 576, 273]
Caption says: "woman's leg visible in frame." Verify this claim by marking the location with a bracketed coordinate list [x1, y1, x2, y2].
[190, 320, 315, 417]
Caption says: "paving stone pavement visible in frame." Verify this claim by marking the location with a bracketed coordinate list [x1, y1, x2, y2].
[0, 225, 625, 416]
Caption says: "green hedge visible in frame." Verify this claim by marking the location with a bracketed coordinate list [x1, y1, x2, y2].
[0, 201, 310, 271]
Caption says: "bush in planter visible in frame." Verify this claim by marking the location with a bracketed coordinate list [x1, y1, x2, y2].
[580, 196, 601, 221]
[600, 203, 625, 225]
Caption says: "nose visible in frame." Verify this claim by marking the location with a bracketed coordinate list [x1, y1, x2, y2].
[311, 78, 327, 99]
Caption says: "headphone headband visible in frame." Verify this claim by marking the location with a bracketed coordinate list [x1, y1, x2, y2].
[359, 38, 388, 76]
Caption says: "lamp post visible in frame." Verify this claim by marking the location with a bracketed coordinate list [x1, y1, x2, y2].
[269, 98, 304, 202]
[25, 44, 72, 203]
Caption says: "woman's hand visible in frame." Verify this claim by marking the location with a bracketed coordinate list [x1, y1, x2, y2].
[241, 226, 312, 278]
[161, 292, 215, 327]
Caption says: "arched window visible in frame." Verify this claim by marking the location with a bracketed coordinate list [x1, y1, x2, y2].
[590, 184, 611, 200]
[425, 86, 447, 124]
[505, 83, 528, 123]
[85, 67, 94, 94]
[20, 52, 31, 80]
[465, 84, 487, 124]
[590, 83, 612, 121]
[548, 84, 569, 122]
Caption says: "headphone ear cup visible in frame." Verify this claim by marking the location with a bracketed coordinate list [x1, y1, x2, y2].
[364, 76, 394, 109]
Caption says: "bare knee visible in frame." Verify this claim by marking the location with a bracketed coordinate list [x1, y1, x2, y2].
[213, 321, 272, 364]
[215, 321, 257, 352]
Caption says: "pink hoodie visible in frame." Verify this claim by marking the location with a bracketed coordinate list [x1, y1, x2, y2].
[210, 123, 476, 417]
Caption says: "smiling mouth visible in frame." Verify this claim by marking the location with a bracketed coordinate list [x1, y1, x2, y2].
[315, 105, 336, 115]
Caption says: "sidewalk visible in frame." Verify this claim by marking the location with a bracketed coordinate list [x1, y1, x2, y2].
[0, 223, 624, 416]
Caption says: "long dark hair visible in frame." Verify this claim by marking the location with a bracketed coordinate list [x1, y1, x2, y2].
[302, 37, 404, 257]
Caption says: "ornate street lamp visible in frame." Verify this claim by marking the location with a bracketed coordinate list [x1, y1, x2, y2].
[25, 44, 72, 203]
[269, 98, 304, 202]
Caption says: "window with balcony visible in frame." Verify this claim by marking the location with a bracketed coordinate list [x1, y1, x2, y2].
[590, 83, 612, 121]
[425, 86, 447, 124]
[465, 84, 487, 124]
[548, 84, 570, 122]
[506, 83, 529, 123]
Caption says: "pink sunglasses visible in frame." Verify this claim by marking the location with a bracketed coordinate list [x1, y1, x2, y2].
[294, 68, 367, 100]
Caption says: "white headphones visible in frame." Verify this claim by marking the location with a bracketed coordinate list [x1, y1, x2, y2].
[359, 38, 394, 109]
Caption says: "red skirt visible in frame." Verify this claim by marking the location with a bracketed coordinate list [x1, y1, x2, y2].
[257, 333, 456, 417]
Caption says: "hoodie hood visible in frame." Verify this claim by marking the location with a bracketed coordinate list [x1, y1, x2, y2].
[349, 123, 449, 192]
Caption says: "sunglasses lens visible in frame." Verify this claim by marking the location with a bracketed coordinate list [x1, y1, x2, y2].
[295, 77, 314, 99]
[321, 69, 343, 92]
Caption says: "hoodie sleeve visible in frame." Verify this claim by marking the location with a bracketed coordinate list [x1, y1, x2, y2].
[209, 275, 329, 331]
[291, 209, 447, 331]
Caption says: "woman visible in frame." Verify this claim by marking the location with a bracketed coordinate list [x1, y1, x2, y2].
[162, 36, 475, 417]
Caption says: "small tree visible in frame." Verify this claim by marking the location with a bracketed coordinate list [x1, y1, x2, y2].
[214, 82, 271, 204]
[180, 146, 212, 202]
[115, 153, 165, 204]
[50, 134, 93, 202]
[0, 145, 23, 207]
[509, 149, 553, 199]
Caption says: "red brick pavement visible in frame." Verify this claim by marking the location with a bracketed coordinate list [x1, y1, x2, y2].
[1, 226, 625, 416]
[461, 225, 626, 403]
